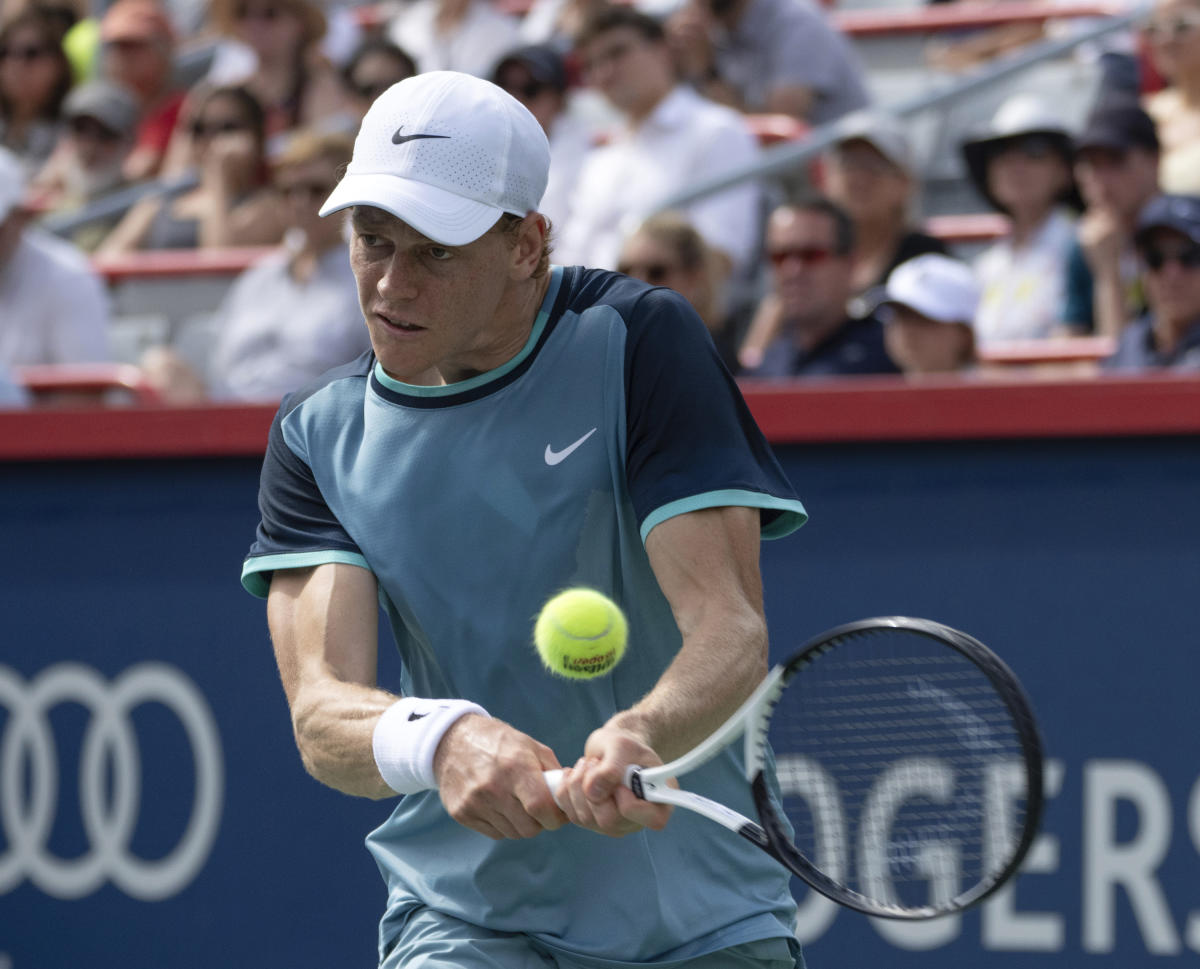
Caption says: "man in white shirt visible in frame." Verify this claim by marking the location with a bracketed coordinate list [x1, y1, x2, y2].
[554, 5, 761, 275]
[0, 148, 111, 369]
[388, 0, 521, 78]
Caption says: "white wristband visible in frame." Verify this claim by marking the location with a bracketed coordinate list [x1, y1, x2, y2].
[372, 697, 489, 795]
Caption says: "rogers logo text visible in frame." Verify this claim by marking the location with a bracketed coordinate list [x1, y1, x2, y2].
[0, 663, 223, 900]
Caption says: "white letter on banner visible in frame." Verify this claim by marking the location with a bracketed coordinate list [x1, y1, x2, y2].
[982, 759, 1065, 951]
[864, 758, 961, 950]
[1083, 760, 1180, 954]
[1185, 775, 1200, 953]
[775, 755, 842, 945]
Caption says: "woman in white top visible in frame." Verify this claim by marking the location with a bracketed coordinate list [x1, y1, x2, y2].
[961, 94, 1083, 347]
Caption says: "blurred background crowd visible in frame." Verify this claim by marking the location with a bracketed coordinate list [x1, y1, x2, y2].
[1, 0, 1199, 408]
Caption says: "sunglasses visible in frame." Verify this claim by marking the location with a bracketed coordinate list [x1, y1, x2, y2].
[1141, 243, 1200, 271]
[69, 115, 123, 142]
[191, 118, 250, 138]
[502, 80, 547, 102]
[767, 246, 836, 268]
[234, 3, 286, 21]
[277, 180, 334, 201]
[0, 43, 53, 61]
[1143, 13, 1200, 42]
[991, 135, 1060, 161]
[617, 261, 679, 285]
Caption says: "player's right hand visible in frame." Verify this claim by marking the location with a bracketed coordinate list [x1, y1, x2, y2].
[433, 715, 569, 840]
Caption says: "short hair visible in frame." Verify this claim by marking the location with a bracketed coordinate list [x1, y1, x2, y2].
[342, 38, 417, 90]
[574, 4, 666, 49]
[773, 195, 856, 255]
[498, 212, 553, 279]
[628, 211, 709, 272]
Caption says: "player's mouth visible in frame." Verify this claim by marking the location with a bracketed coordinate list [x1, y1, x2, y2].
[376, 312, 426, 335]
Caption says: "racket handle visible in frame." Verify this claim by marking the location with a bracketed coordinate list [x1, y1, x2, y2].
[542, 766, 648, 802]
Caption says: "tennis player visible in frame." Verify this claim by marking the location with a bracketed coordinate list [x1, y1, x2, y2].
[241, 70, 809, 969]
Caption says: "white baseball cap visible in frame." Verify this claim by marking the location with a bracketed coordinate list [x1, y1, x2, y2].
[319, 71, 550, 245]
[880, 254, 981, 325]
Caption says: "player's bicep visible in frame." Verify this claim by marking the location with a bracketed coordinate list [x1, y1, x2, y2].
[267, 562, 380, 708]
[645, 506, 766, 661]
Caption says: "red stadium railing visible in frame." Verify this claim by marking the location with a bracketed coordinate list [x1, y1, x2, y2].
[2, 374, 1197, 461]
[92, 247, 274, 283]
[14, 363, 163, 406]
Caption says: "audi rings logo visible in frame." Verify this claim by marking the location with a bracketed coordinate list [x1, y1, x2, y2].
[0, 663, 223, 901]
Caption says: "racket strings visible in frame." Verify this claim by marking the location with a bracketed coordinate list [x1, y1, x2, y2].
[765, 628, 1031, 911]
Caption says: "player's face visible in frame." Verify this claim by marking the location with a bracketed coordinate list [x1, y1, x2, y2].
[347, 207, 533, 385]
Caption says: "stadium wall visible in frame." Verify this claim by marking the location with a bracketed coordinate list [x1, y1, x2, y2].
[1, 376, 1198, 968]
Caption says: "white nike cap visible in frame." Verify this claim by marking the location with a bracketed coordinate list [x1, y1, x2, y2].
[319, 70, 550, 245]
[879, 254, 981, 325]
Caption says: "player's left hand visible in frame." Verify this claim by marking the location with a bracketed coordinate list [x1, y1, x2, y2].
[555, 722, 673, 837]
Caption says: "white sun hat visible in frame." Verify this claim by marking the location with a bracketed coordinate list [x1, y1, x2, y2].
[319, 71, 550, 245]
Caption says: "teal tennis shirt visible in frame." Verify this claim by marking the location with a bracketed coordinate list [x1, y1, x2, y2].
[242, 265, 808, 963]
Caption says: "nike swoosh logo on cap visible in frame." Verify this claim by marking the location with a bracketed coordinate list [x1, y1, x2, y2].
[544, 428, 598, 466]
[392, 127, 450, 145]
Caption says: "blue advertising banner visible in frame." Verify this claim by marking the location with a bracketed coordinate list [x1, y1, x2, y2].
[1, 434, 1198, 968]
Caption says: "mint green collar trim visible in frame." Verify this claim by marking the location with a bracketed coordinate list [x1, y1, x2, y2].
[373, 265, 564, 398]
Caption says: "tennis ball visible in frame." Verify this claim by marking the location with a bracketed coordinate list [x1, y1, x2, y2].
[535, 588, 628, 679]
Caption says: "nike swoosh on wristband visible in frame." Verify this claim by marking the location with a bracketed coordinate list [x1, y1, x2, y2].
[544, 428, 598, 466]
[392, 128, 451, 145]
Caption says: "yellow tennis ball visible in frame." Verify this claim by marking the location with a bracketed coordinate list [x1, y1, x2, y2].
[535, 588, 628, 679]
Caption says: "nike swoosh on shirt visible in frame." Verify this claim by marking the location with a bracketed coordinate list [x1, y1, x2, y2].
[544, 428, 598, 466]
[392, 128, 450, 145]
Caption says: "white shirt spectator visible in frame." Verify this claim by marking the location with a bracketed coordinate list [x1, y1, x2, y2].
[0, 228, 111, 366]
[554, 84, 761, 272]
[207, 244, 370, 401]
[388, 0, 521, 78]
[973, 209, 1076, 346]
[540, 108, 597, 237]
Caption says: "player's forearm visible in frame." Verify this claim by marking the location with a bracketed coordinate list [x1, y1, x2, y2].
[290, 679, 399, 799]
[614, 597, 768, 763]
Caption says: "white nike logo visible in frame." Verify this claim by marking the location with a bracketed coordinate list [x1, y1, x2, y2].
[544, 428, 598, 466]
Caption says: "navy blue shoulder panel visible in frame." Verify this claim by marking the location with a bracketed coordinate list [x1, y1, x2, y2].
[587, 272, 802, 534]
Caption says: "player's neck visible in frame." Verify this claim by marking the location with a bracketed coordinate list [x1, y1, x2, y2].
[434, 273, 552, 384]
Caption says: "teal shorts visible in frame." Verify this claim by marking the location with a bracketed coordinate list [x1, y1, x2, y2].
[379, 905, 804, 969]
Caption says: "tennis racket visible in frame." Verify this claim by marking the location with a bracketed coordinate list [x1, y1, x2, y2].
[544, 616, 1044, 920]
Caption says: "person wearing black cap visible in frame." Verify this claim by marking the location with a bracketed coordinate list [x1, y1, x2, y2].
[1105, 193, 1200, 370]
[491, 43, 593, 233]
[1063, 98, 1161, 337]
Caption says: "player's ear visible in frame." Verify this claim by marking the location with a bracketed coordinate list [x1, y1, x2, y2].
[509, 213, 548, 280]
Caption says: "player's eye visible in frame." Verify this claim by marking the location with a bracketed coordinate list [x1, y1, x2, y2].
[357, 232, 384, 248]
[427, 246, 452, 261]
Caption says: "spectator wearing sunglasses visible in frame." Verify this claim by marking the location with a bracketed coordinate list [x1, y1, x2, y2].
[1105, 193, 1200, 370]
[341, 38, 417, 119]
[31, 79, 139, 251]
[205, 0, 351, 142]
[0, 7, 73, 173]
[491, 43, 594, 234]
[140, 129, 368, 402]
[99, 84, 283, 253]
[1143, 0, 1200, 194]
[1062, 96, 1161, 338]
[961, 94, 1082, 348]
[618, 211, 741, 372]
[98, 0, 185, 181]
[739, 196, 900, 378]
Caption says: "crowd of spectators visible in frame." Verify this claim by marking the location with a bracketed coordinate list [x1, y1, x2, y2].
[2, 0, 1200, 411]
